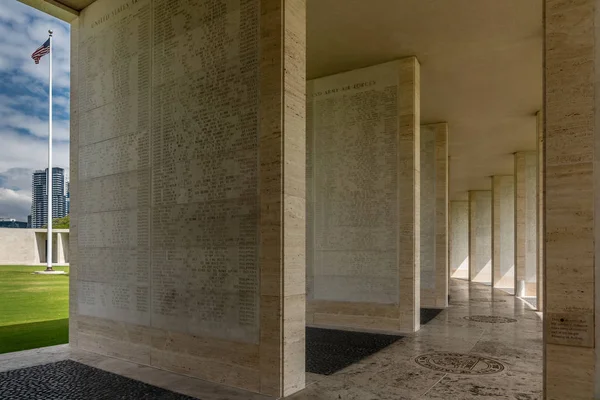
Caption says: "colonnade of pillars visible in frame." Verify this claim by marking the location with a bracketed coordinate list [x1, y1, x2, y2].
[448, 119, 543, 309]
[29, 0, 600, 397]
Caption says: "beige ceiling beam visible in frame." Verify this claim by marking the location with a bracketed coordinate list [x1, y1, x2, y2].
[18, 0, 79, 23]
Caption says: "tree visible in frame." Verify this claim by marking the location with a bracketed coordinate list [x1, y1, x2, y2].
[41, 215, 69, 229]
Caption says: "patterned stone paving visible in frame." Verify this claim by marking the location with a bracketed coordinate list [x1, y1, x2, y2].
[0, 360, 197, 400]
[463, 315, 517, 323]
[414, 352, 505, 375]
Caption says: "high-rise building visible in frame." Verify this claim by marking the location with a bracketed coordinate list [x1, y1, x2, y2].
[65, 181, 70, 215]
[31, 167, 67, 228]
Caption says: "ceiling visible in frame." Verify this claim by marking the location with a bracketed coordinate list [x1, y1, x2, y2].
[307, 0, 543, 200]
[30, 0, 543, 200]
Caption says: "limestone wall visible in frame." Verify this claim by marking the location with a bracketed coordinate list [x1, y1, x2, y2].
[492, 176, 514, 289]
[306, 58, 420, 333]
[0, 229, 37, 265]
[449, 201, 469, 279]
[536, 111, 543, 311]
[515, 151, 537, 296]
[420, 127, 436, 297]
[70, 0, 305, 396]
[420, 123, 448, 308]
[0, 229, 69, 265]
[469, 191, 492, 284]
[544, 1, 595, 397]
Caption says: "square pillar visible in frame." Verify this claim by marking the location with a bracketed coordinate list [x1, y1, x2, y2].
[306, 57, 421, 334]
[514, 151, 537, 297]
[469, 190, 492, 284]
[491, 176, 514, 290]
[56, 232, 65, 264]
[536, 110, 544, 311]
[420, 123, 448, 308]
[449, 201, 469, 280]
[69, 0, 306, 397]
[545, 0, 596, 397]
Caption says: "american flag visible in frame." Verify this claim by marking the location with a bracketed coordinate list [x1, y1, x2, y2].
[31, 39, 50, 64]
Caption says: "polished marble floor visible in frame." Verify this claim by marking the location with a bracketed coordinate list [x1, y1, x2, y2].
[0, 279, 542, 399]
[291, 279, 542, 399]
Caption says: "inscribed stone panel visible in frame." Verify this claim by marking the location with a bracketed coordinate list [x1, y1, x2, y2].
[75, 0, 260, 343]
[307, 61, 400, 304]
[150, 0, 259, 343]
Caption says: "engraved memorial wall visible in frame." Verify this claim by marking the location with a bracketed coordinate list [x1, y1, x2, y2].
[307, 62, 400, 304]
[71, 0, 306, 395]
[306, 58, 420, 333]
[75, 0, 259, 344]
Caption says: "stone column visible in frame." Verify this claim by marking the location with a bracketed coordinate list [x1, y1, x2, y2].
[545, 1, 596, 398]
[491, 176, 514, 290]
[449, 201, 469, 280]
[514, 151, 537, 297]
[69, 0, 306, 397]
[306, 57, 420, 334]
[398, 57, 421, 332]
[469, 191, 492, 284]
[56, 232, 65, 264]
[259, 0, 306, 395]
[536, 110, 544, 312]
[420, 123, 448, 308]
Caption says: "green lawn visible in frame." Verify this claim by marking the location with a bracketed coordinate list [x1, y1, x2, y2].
[0, 265, 69, 354]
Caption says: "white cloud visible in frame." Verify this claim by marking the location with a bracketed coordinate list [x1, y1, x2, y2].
[0, 1, 70, 221]
[0, 102, 70, 141]
[0, 188, 31, 221]
[0, 1, 70, 88]
[0, 131, 69, 173]
[0, 131, 69, 220]
[0, 167, 32, 191]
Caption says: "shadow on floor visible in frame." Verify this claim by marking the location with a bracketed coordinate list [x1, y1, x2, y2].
[0, 318, 68, 354]
[306, 308, 444, 375]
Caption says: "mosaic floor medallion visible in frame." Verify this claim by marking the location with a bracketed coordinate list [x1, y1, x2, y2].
[463, 315, 517, 323]
[414, 352, 505, 375]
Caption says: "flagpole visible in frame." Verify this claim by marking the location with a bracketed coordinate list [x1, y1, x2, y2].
[46, 29, 53, 271]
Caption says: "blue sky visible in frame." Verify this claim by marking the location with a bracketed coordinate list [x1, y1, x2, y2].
[0, 1, 70, 221]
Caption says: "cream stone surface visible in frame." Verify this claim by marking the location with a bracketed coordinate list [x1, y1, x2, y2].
[0, 229, 37, 265]
[545, 0, 596, 398]
[307, 61, 401, 304]
[420, 126, 435, 297]
[492, 176, 514, 290]
[70, 0, 305, 396]
[420, 123, 448, 308]
[536, 110, 544, 312]
[434, 124, 449, 308]
[449, 201, 469, 280]
[306, 57, 420, 333]
[469, 191, 492, 284]
[0, 229, 69, 265]
[515, 151, 537, 297]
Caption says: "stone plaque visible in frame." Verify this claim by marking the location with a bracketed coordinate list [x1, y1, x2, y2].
[547, 312, 594, 348]
[75, 0, 260, 344]
[307, 61, 401, 304]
